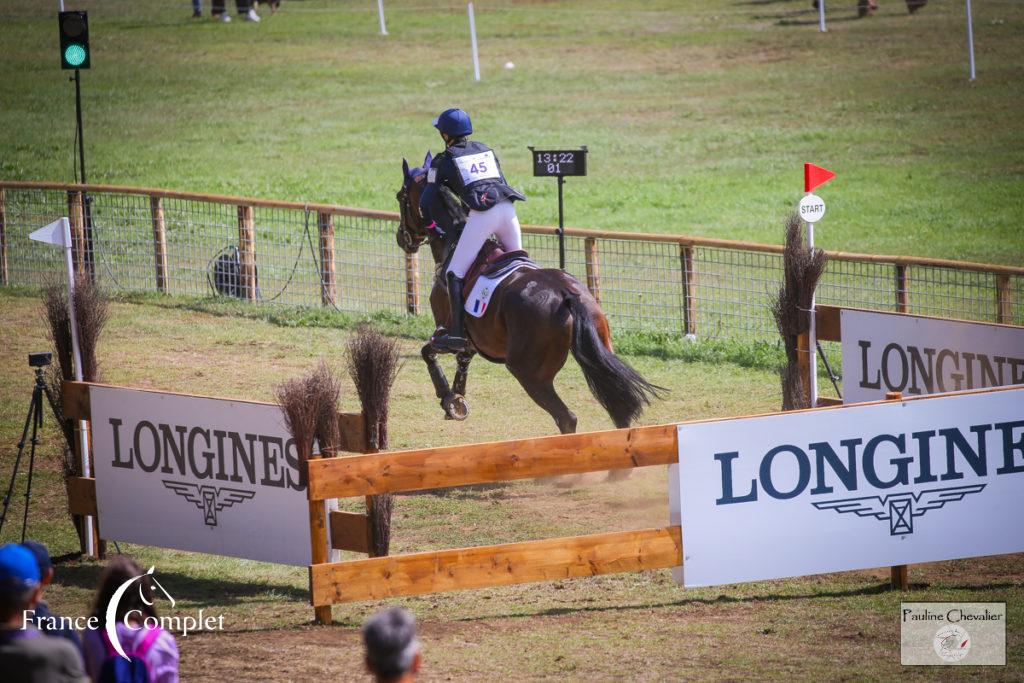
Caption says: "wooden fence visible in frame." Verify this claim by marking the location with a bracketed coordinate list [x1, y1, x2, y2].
[305, 423, 682, 623]
[2, 181, 1021, 338]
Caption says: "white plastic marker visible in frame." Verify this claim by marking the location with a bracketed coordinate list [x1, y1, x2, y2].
[801, 163, 835, 408]
[965, 0, 976, 81]
[28, 218, 94, 557]
[468, 2, 480, 82]
[377, 0, 388, 36]
[818, 0, 826, 32]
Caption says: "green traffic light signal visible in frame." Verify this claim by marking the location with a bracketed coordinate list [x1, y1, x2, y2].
[59, 11, 90, 70]
[64, 44, 87, 68]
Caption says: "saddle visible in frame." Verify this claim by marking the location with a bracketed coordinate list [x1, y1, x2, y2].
[465, 242, 533, 294]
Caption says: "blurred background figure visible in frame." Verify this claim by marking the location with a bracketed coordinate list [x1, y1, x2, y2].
[211, 0, 260, 22]
[0, 543, 88, 683]
[362, 607, 421, 682]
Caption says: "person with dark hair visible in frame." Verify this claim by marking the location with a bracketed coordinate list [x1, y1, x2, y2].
[0, 543, 89, 683]
[362, 607, 422, 682]
[20, 540, 83, 656]
[81, 556, 179, 683]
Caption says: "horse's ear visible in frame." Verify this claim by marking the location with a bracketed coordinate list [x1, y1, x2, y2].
[402, 158, 410, 180]
[424, 151, 433, 168]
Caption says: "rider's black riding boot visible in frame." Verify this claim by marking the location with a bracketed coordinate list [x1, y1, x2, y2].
[431, 272, 469, 353]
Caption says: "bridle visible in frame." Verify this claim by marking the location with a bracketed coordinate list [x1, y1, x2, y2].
[396, 177, 429, 254]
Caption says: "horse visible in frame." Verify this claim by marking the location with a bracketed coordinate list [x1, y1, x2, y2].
[396, 153, 663, 435]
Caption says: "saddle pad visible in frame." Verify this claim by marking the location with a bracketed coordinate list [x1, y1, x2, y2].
[465, 262, 537, 317]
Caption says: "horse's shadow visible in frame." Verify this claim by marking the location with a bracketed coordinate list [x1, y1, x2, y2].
[454, 579, 1023, 623]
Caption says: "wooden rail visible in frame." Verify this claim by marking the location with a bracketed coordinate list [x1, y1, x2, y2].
[307, 423, 677, 501]
[310, 526, 682, 605]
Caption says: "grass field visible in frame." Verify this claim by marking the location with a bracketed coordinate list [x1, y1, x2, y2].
[2, 0, 1023, 266]
[1, 289, 1022, 680]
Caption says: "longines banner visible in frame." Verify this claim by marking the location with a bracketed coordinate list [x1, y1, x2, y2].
[90, 386, 314, 566]
[671, 387, 1024, 588]
[840, 309, 1024, 404]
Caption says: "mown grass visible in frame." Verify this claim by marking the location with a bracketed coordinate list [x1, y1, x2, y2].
[2, 0, 1023, 265]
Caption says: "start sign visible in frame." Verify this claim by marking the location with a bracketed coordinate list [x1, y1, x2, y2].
[798, 193, 826, 223]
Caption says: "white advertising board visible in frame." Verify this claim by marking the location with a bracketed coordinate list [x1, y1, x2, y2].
[840, 308, 1024, 404]
[91, 386, 316, 566]
[672, 387, 1024, 588]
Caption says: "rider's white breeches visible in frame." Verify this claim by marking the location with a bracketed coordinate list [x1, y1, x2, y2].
[446, 200, 523, 279]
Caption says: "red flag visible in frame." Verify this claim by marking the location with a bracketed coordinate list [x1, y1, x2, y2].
[804, 163, 836, 193]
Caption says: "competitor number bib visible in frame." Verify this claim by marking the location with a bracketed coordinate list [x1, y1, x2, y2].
[454, 151, 500, 184]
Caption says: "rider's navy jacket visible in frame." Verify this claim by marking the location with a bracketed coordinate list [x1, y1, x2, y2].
[420, 140, 525, 223]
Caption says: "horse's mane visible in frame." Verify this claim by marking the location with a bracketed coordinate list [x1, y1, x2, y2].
[438, 186, 467, 226]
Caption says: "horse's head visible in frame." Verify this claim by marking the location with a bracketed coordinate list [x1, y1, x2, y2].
[396, 152, 433, 254]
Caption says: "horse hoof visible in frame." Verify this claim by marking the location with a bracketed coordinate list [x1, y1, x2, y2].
[442, 394, 469, 421]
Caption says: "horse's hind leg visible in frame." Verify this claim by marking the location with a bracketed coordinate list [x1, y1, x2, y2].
[509, 371, 577, 435]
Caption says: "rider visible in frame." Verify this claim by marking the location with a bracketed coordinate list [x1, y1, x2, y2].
[420, 108, 526, 352]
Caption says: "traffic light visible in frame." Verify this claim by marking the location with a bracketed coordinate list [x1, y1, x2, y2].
[59, 11, 90, 70]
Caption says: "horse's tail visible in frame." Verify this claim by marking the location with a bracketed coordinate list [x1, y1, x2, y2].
[566, 294, 665, 428]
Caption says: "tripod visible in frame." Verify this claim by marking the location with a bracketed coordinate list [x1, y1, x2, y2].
[0, 364, 61, 543]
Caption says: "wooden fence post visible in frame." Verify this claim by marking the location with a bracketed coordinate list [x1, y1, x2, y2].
[995, 274, 1012, 324]
[0, 187, 7, 286]
[236, 205, 257, 301]
[584, 237, 601, 303]
[796, 331, 811, 409]
[150, 196, 168, 293]
[307, 453, 333, 625]
[885, 390, 910, 591]
[405, 251, 420, 314]
[680, 245, 696, 335]
[895, 264, 909, 313]
[317, 211, 336, 307]
[68, 191, 86, 276]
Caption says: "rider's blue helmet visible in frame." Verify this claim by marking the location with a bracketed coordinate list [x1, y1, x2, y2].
[433, 108, 473, 137]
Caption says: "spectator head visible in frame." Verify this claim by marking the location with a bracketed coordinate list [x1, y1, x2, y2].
[90, 555, 158, 625]
[0, 543, 41, 623]
[362, 607, 421, 682]
[21, 540, 54, 587]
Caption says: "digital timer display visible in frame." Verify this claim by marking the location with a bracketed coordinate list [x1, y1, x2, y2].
[531, 148, 587, 177]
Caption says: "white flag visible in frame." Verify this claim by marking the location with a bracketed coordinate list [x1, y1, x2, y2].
[28, 218, 70, 247]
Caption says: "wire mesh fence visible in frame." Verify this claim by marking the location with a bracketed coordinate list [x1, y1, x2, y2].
[2, 182, 1021, 341]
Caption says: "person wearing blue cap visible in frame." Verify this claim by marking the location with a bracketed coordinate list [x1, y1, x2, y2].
[0, 543, 88, 682]
[419, 108, 526, 353]
[21, 540, 83, 656]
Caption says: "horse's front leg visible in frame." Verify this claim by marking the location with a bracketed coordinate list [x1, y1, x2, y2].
[452, 350, 474, 397]
[421, 343, 451, 403]
[443, 350, 474, 421]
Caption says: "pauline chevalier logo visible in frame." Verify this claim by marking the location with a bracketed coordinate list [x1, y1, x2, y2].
[811, 484, 985, 535]
[162, 480, 255, 527]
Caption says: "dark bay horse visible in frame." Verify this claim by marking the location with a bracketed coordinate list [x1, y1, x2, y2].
[396, 155, 663, 434]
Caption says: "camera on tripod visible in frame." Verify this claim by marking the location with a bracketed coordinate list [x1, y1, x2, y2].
[29, 352, 53, 368]
[2, 351, 60, 543]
